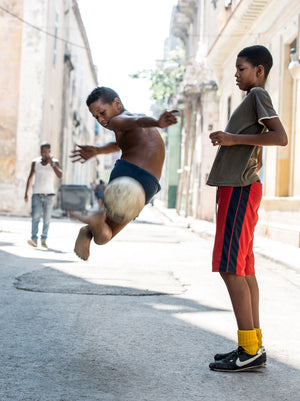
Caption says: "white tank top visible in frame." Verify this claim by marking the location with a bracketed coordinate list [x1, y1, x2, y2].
[32, 157, 58, 194]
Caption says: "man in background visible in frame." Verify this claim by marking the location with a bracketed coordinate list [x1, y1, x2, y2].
[24, 142, 63, 248]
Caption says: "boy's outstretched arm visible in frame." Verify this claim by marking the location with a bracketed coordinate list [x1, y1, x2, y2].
[107, 110, 179, 132]
[210, 117, 288, 147]
[70, 142, 120, 163]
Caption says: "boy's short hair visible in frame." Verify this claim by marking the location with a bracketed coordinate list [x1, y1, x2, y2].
[40, 142, 51, 149]
[238, 45, 273, 78]
[86, 87, 121, 106]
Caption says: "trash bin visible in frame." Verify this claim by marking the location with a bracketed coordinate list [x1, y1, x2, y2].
[59, 185, 92, 212]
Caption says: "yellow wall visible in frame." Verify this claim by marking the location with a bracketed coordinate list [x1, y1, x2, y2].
[0, 0, 23, 184]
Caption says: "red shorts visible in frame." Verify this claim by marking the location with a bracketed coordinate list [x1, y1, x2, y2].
[212, 182, 262, 276]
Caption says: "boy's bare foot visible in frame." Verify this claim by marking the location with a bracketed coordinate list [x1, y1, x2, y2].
[74, 226, 93, 261]
[72, 210, 112, 253]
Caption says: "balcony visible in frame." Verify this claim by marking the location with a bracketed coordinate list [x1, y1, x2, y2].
[207, 0, 272, 69]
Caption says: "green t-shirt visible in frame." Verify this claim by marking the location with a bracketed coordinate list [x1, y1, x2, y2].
[207, 87, 277, 187]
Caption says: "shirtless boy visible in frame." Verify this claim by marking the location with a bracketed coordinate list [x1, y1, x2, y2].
[70, 86, 178, 260]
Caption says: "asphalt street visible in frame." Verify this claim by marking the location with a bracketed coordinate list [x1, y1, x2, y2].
[0, 205, 299, 401]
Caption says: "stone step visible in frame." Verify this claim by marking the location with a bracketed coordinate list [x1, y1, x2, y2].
[256, 220, 300, 248]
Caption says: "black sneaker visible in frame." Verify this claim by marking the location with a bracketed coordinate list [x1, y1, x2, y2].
[209, 346, 266, 372]
[214, 346, 266, 363]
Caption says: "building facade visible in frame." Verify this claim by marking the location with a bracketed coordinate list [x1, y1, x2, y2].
[170, 0, 300, 245]
[0, 0, 100, 214]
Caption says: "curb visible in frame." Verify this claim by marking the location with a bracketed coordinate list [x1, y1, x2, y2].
[154, 203, 300, 273]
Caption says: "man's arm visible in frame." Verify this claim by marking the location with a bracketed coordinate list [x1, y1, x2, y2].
[107, 110, 178, 132]
[24, 162, 35, 202]
[209, 117, 288, 147]
[70, 142, 120, 163]
[50, 158, 63, 179]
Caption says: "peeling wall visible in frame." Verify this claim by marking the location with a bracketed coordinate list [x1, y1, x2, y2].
[0, 0, 23, 186]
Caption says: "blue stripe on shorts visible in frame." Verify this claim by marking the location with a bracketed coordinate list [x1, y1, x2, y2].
[219, 185, 251, 274]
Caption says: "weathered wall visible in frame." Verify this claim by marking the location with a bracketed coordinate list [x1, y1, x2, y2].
[0, 0, 99, 214]
[0, 0, 23, 210]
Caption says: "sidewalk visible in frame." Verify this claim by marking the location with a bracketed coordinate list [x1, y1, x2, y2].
[154, 201, 300, 273]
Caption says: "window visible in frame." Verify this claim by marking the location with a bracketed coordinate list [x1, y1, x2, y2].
[53, 11, 59, 67]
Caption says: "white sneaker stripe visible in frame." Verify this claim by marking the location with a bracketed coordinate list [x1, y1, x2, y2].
[236, 353, 261, 367]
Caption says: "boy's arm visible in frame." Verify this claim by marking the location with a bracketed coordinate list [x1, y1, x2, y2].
[70, 142, 120, 163]
[210, 117, 288, 147]
[107, 110, 178, 131]
[24, 162, 35, 202]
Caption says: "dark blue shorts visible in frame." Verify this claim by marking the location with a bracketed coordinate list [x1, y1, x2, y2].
[109, 159, 161, 204]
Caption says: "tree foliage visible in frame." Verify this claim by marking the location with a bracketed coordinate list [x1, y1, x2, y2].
[130, 48, 184, 109]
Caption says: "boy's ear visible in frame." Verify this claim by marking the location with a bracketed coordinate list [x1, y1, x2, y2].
[256, 65, 265, 77]
[113, 97, 123, 111]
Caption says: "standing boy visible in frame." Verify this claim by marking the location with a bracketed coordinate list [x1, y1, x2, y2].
[207, 45, 288, 372]
[25, 142, 63, 248]
[70, 86, 178, 261]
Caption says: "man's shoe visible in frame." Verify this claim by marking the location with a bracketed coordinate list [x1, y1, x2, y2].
[28, 239, 37, 247]
[209, 346, 266, 372]
[41, 240, 48, 249]
[214, 346, 267, 363]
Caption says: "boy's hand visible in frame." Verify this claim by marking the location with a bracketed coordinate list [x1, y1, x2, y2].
[209, 131, 236, 146]
[158, 110, 179, 129]
[70, 145, 98, 163]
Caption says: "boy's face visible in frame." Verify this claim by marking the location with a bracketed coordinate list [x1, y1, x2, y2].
[235, 57, 264, 92]
[89, 98, 122, 129]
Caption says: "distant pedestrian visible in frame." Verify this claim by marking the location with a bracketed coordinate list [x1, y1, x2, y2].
[207, 45, 288, 372]
[94, 179, 106, 208]
[24, 142, 63, 248]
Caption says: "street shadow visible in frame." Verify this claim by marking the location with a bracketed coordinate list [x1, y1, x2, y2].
[0, 246, 74, 269]
[0, 240, 69, 254]
[132, 219, 164, 226]
[35, 247, 68, 254]
[0, 241, 14, 247]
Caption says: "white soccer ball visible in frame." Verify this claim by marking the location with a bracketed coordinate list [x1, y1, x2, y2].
[103, 176, 146, 224]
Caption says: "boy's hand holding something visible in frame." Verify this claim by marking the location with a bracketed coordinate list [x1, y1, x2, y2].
[209, 131, 236, 146]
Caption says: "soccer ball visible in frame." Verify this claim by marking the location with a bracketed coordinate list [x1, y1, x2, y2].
[103, 176, 146, 224]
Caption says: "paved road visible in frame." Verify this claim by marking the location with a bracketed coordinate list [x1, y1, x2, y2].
[0, 206, 299, 400]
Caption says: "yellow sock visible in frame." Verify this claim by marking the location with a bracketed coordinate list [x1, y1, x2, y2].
[238, 329, 258, 355]
[255, 328, 263, 348]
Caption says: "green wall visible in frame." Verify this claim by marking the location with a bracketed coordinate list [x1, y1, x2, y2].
[167, 121, 181, 208]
